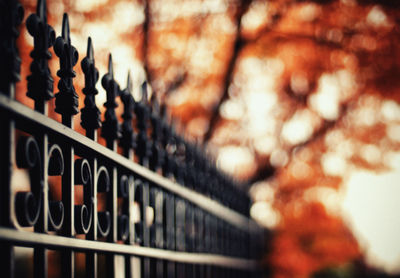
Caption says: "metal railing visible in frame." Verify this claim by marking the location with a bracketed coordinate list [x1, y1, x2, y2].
[0, 0, 264, 277]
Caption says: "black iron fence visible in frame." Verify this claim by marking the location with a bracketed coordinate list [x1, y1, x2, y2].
[0, 0, 264, 277]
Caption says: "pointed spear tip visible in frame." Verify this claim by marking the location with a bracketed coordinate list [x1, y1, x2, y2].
[62, 13, 70, 40]
[127, 71, 132, 92]
[151, 93, 160, 113]
[87, 37, 93, 59]
[38, 0, 46, 20]
[108, 54, 113, 76]
[141, 82, 148, 102]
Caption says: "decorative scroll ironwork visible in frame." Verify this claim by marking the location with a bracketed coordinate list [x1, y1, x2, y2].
[15, 136, 42, 227]
[74, 159, 93, 234]
[47, 144, 64, 231]
[26, 0, 55, 106]
[117, 175, 130, 241]
[97, 166, 111, 237]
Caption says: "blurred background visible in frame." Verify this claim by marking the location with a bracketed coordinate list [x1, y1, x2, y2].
[16, 0, 400, 277]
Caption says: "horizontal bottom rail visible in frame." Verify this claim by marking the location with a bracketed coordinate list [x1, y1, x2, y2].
[0, 227, 257, 270]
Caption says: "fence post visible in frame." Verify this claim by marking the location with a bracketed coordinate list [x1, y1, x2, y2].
[54, 12, 79, 278]
[101, 54, 121, 278]
[119, 72, 136, 277]
[81, 36, 102, 278]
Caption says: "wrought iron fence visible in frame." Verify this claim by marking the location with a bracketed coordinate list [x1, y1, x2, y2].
[0, 0, 264, 277]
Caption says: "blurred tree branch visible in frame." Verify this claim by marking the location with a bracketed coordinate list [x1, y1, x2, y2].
[248, 101, 353, 186]
[203, 0, 253, 143]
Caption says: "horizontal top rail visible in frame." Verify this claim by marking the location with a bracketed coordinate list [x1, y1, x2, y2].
[0, 227, 258, 270]
[0, 94, 261, 234]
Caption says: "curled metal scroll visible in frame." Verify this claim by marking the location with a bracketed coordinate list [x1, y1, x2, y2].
[15, 136, 42, 227]
[74, 159, 93, 234]
[97, 166, 110, 237]
[117, 175, 130, 242]
[47, 144, 64, 231]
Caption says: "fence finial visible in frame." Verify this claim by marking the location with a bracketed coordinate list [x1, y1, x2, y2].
[54, 13, 79, 125]
[81, 37, 101, 139]
[26, 0, 55, 110]
[135, 82, 151, 165]
[0, 0, 24, 94]
[160, 105, 173, 176]
[101, 54, 121, 149]
[150, 94, 164, 171]
[120, 71, 136, 157]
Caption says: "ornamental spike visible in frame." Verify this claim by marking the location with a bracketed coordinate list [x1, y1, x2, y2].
[119, 71, 136, 157]
[61, 12, 71, 45]
[87, 37, 94, 60]
[135, 81, 151, 166]
[37, 0, 46, 21]
[0, 0, 24, 94]
[127, 71, 132, 93]
[54, 13, 79, 126]
[141, 82, 148, 103]
[101, 54, 121, 149]
[81, 37, 101, 139]
[150, 93, 164, 171]
[26, 0, 55, 111]
[108, 54, 114, 78]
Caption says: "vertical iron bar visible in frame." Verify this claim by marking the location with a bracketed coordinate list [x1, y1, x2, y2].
[53, 13, 79, 278]
[0, 84, 16, 278]
[25, 0, 56, 275]
[118, 71, 136, 278]
[81, 36, 101, 278]
[106, 124, 118, 278]
[101, 54, 121, 278]
[125, 175, 136, 278]
[0, 1, 23, 277]
[142, 182, 150, 278]
[106, 165, 118, 278]
[34, 132, 48, 278]
[165, 193, 175, 278]
[61, 120, 75, 278]
[134, 83, 152, 278]
[87, 157, 98, 278]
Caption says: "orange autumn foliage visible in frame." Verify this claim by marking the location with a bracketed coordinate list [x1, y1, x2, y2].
[270, 203, 360, 278]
